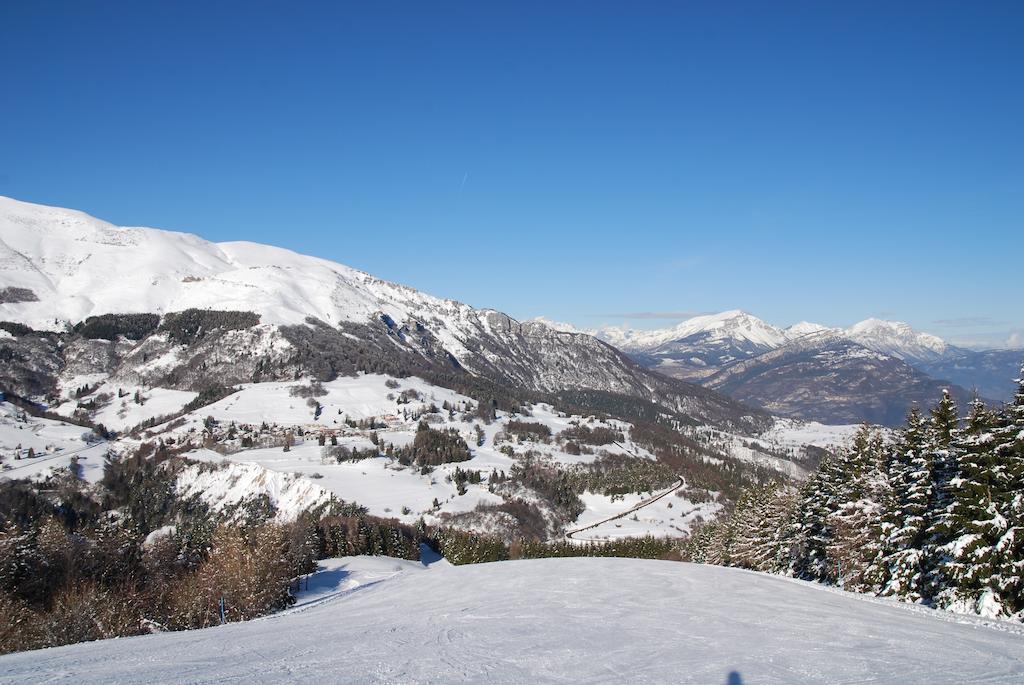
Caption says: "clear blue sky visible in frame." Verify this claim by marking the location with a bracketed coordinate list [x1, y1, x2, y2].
[2, 2, 1021, 348]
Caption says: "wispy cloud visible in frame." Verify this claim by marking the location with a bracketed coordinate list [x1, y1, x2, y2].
[590, 310, 703, 320]
[945, 329, 1024, 350]
[932, 316, 1007, 328]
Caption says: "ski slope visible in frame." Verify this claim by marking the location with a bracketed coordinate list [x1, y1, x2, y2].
[1, 557, 1020, 684]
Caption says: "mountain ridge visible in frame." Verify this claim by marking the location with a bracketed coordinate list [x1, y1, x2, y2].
[0, 196, 766, 432]
[573, 309, 1021, 408]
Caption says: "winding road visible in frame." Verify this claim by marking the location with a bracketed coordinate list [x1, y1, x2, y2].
[564, 476, 685, 542]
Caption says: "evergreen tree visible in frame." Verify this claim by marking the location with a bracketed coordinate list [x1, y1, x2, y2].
[933, 398, 1007, 614]
[728, 483, 794, 574]
[920, 390, 961, 602]
[992, 367, 1024, 615]
[789, 454, 846, 581]
[825, 425, 888, 592]
[881, 407, 932, 600]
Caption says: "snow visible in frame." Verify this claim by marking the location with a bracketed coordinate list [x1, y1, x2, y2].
[0, 196, 528, 376]
[762, 418, 866, 451]
[847, 317, 950, 363]
[143, 525, 177, 548]
[569, 488, 721, 541]
[592, 308, 959, 367]
[0, 402, 108, 483]
[291, 554, 444, 609]
[175, 456, 338, 522]
[600, 310, 790, 353]
[187, 445, 504, 524]
[2, 557, 1021, 683]
[150, 375, 675, 532]
[529, 316, 584, 334]
[197, 374, 466, 427]
[785, 321, 834, 338]
[52, 382, 197, 433]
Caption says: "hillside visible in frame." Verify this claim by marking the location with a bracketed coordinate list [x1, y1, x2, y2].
[1, 556, 1021, 684]
[3, 367, 835, 541]
[0, 195, 764, 431]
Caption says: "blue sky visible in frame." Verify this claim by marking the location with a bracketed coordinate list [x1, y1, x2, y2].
[2, 2, 1021, 348]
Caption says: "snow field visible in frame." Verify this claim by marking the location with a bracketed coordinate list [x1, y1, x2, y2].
[0, 402, 107, 482]
[52, 379, 198, 434]
[2, 557, 1021, 684]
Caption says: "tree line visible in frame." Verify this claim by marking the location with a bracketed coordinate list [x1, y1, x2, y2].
[687, 369, 1024, 620]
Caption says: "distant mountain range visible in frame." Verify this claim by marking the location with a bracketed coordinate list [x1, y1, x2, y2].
[537, 311, 1021, 426]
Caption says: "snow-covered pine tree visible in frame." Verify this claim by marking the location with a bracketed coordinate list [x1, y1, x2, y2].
[880, 407, 932, 601]
[825, 425, 889, 592]
[932, 398, 1008, 616]
[728, 483, 793, 572]
[920, 389, 961, 602]
[992, 366, 1024, 616]
[684, 521, 721, 565]
[789, 453, 847, 581]
[755, 486, 799, 575]
[718, 487, 759, 568]
[704, 511, 738, 567]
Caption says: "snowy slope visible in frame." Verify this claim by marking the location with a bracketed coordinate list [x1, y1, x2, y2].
[0, 195, 477, 351]
[1, 557, 1021, 684]
[175, 456, 338, 522]
[0, 402, 108, 482]
[785, 321, 834, 338]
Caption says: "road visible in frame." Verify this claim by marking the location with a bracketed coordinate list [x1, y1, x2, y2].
[564, 476, 685, 542]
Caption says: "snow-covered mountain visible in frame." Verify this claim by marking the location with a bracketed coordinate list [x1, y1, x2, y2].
[0, 194, 537, 338]
[603, 304, 1016, 421]
[785, 321, 834, 339]
[0, 196, 764, 430]
[596, 311, 794, 383]
[2, 556, 1021, 684]
[596, 310, 956, 364]
[599, 310, 790, 353]
[846, 318, 950, 364]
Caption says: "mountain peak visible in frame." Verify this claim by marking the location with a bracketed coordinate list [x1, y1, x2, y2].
[785, 321, 833, 338]
[846, 318, 949, 362]
[595, 310, 787, 356]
